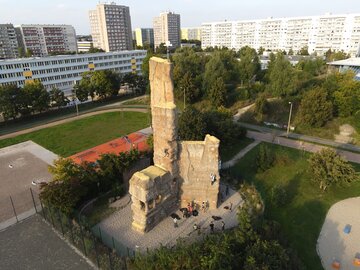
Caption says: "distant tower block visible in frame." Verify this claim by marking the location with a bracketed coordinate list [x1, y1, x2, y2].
[149, 57, 178, 176]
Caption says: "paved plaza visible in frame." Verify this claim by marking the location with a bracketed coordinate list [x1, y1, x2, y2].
[317, 197, 360, 270]
[0, 215, 93, 270]
[95, 184, 242, 253]
[0, 141, 58, 228]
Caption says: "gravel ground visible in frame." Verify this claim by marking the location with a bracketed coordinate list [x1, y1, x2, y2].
[317, 197, 360, 270]
[0, 215, 93, 270]
[96, 185, 242, 254]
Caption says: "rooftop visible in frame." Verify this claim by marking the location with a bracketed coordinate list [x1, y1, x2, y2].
[328, 58, 360, 67]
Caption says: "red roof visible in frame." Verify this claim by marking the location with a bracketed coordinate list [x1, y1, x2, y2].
[69, 131, 150, 164]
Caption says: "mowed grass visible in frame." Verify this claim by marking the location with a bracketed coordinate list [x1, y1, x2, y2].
[228, 143, 360, 269]
[220, 137, 254, 162]
[0, 111, 149, 157]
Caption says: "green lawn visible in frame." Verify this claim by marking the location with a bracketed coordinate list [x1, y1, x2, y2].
[220, 137, 254, 162]
[0, 111, 149, 157]
[228, 143, 360, 270]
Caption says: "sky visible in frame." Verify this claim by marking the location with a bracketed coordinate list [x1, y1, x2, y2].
[0, 0, 359, 35]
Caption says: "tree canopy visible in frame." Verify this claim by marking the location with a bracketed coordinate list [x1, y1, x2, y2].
[309, 148, 358, 191]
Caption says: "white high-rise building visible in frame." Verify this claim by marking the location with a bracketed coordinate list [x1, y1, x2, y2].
[202, 13, 360, 56]
[181, 27, 202, 41]
[0, 24, 19, 59]
[17, 24, 77, 57]
[89, 3, 133, 52]
[153, 12, 181, 49]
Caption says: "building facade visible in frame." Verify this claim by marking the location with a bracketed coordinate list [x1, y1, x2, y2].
[0, 50, 146, 95]
[153, 12, 181, 49]
[17, 24, 77, 57]
[328, 58, 360, 81]
[202, 13, 360, 56]
[181, 27, 201, 41]
[89, 3, 133, 52]
[0, 24, 19, 59]
[134, 28, 154, 48]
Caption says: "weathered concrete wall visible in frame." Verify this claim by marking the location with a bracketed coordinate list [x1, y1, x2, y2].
[149, 58, 178, 176]
[129, 165, 178, 233]
[178, 135, 220, 210]
[129, 57, 221, 233]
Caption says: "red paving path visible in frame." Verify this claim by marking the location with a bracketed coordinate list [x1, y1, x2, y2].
[69, 130, 150, 164]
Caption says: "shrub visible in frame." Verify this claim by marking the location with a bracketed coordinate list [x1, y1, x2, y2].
[256, 144, 275, 172]
[270, 185, 288, 207]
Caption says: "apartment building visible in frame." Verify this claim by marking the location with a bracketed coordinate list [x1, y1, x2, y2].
[181, 27, 201, 41]
[0, 50, 146, 96]
[89, 3, 133, 52]
[134, 28, 154, 48]
[153, 12, 181, 49]
[17, 24, 77, 57]
[0, 24, 19, 59]
[202, 13, 360, 56]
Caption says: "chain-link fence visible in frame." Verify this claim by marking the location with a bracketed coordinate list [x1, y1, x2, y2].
[0, 188, 41, 231]
[39, 203, 130, 270]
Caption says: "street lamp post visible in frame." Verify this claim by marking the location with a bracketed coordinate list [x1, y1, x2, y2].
[287, 101, 293, 136]
[165, 41, 172, 60]
[73, 80, 79, 116]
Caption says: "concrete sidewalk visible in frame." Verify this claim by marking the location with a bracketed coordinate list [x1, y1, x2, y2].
[239, 122, 360, 154]
[246, 130, 360, 164]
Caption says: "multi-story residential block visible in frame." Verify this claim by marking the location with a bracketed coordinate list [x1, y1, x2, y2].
[202, 13, 360, 56]
[89, 3, 133, 52]
[181, 27, 201, 41]
[77, 41, 93, 53]
[0, 50, 146, 95]
[0, 24, 19, 59]
[153, 12, 181, 49]
[16, 24, 77, 57]
[134, 28, 154, 48]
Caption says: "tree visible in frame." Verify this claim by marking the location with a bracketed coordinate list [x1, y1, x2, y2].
[298, 46, 309, 55]
[257, 46, 265, 55]
[0, 84, 21, 120]
[49, 87, 69, 108]
[309, 148, 358, 191]
[238, 46, 261, 86]
[325, 49, 350, 62]
[204, 109, 246, 145]
[266, 53, 295, 97]
[173, 47, 205, 100]
[244, 239, 290, 270]
[178, 106, 207, 140]
[203, 50, 238, 91]
[25, 49, 33, 57]
[288, 48, 294, 55]
[88, 44, 105, 53]
[296, 87, 333, 127]
[91, 70, 117, 98]
[41, 158, 87, 214]
[156, 43, 167, 54]
[23, 80, 50, 113]
[256, 144, 274, 172]
[208, 77, 227, 107]
[296, 58, 326, 76]
[18, 47, 25, 58]
[254, 94, 269, 119]
[178, 71, 200, 104]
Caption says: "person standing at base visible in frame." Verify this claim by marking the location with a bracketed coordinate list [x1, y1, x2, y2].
[173, 218, 178, 228]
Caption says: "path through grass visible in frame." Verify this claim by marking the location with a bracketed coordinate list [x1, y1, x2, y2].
[0, 111, 149, 157]
[228, 143, 360, 269]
